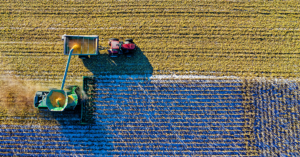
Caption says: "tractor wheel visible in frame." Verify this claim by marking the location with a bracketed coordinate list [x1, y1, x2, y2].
[125, 39, 133, 43]
[109, 53, 118, 57]
[109, 38, 119, 41]
[126, 54, 132, 58]
[78, 55, 89, 59]
[108, 38, 119, 46]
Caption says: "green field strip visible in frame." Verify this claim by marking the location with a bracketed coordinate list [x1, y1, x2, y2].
[0, 0, 297, 153]
[96, 82, 243, 85]
[94, 113, 246, 117]
[99, 111, 247, 115]
[107, 90, 243, 92]
[0, 137, 253, 143]
[104, 151, 257, 156]
[112, 145, 248, 149]
[95, 101, 253, 104]
[95, 85, 244, 88]
[0, 149, 88, 156]
[0, 136, 255, 142]
[95, 104, 247, 108]
[97, 97, 243, 101]
[97, 94, 243, 96]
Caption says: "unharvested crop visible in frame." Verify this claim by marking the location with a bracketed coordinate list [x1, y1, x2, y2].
[1, 0, 300, 82]
[0, 0, 299, 156]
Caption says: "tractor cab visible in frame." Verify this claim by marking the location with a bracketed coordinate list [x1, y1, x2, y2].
[108, 38, 136, 57]
[121, 42, 135, 57]
[108, 39, 120, 57]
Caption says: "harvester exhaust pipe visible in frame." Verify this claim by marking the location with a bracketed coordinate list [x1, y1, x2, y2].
[61, 45, 80, 90]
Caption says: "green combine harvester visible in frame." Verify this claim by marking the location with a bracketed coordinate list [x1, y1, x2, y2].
[34, 35, 98, 124]
[34, 86, 79, 111]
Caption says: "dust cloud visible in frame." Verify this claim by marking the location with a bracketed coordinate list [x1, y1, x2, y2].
[0, 77, 46, 114]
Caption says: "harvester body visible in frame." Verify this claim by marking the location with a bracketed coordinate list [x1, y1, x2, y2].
[34, 77, 94, 125]
[34, 87, 78, 112]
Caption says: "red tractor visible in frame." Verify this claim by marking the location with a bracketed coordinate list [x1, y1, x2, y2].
[108, 38, 136, 57]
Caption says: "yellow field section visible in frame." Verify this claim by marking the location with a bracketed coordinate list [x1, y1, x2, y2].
[1, 0, 300, 82]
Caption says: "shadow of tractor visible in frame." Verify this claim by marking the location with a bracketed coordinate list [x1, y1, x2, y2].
[82, 46, 153, 76]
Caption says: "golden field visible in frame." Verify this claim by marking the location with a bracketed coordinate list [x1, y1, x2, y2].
[1, 0, 300, 87]
[0, 1, 300, 155]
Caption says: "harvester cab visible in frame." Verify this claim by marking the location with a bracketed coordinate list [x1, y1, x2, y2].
[34, 86, 79, 111]
[108, 38, 136, 57]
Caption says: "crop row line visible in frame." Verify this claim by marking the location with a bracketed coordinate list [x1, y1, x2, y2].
[2, 23, 300, 31]
[0, 133, 251, 139]
[0, 14, 260, 18]
[2, 2, 299, 7]
[2, 47, 300, 55]
[3, 10, 300, 15]
[2, 25, 300, 33]
[3, 29, 300, 37]
[3, 52, 300, 59]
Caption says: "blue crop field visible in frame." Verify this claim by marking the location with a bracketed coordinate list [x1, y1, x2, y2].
[0, 75, 299, 156]
[0, 75, 250, 156]
[1, 1, 299, 156]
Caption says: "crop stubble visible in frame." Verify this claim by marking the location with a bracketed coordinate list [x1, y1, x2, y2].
[1, 0, 300, 84]
[0, 1, 300, 155]
[1, 0, 300, 113]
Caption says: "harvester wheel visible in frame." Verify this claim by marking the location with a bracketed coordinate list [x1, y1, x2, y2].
[75, 87, 87, 104]
[65, 85, 78, 90]
[49, 88, 58, 90]
[125, 39, 133, 43]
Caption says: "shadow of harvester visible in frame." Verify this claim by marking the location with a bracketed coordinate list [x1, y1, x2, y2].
[82, 46, 153, 76]
[22, 46, 154, 156]
[45, 46, 153, 126]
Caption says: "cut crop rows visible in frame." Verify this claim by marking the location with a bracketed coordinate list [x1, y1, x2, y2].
[1, 1, 300, 83]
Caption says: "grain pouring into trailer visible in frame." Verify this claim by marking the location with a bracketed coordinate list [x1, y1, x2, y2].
[33, 35, 137, 123]
[33, 35, 99, 124]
